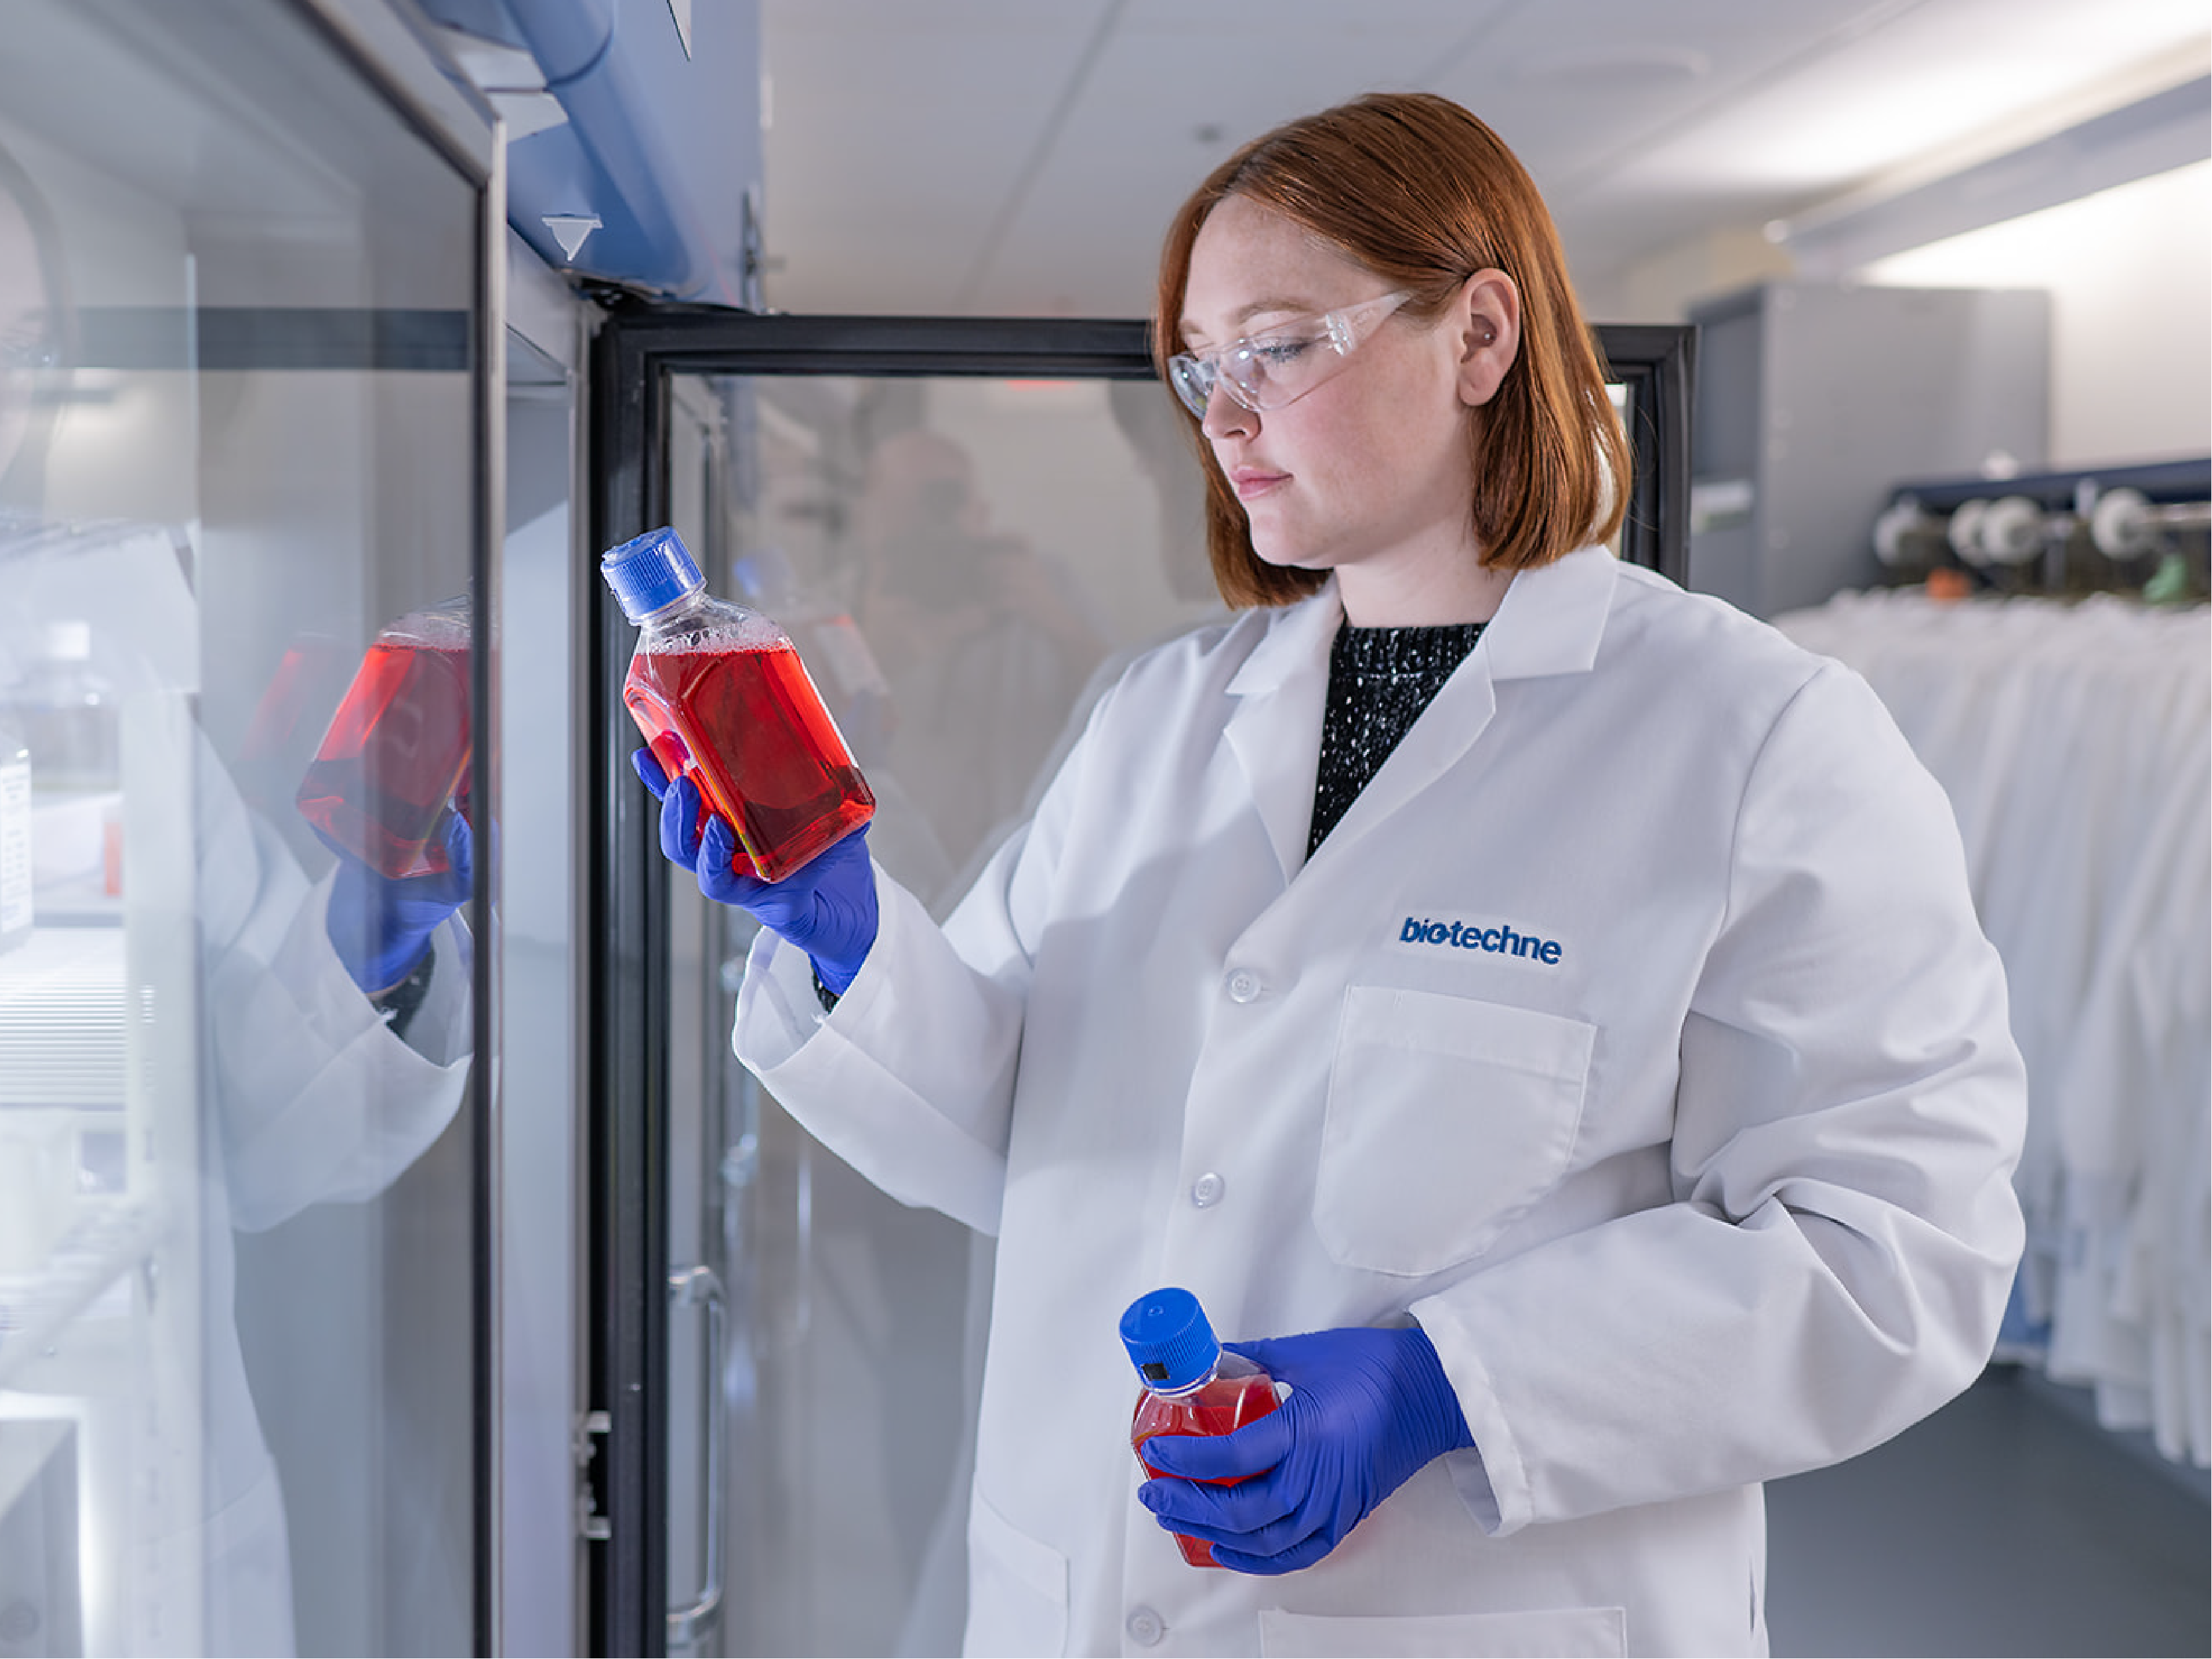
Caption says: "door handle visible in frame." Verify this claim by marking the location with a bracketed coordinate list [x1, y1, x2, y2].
[666, 1263, 727, 1648]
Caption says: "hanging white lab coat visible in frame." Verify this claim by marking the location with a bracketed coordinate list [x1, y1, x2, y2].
[734, 546, 2026, 1658]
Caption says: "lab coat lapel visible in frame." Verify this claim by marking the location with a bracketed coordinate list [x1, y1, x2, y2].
[1223, 587, 1342, 883]
[1308, 547, 1621, 868]
[1308, 635, 1497, 869]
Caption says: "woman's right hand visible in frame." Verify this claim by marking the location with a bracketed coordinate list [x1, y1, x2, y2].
[632, 747, 878, 993]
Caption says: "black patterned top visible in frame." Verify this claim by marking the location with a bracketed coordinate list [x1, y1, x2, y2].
[1306, 621, 1486, 857]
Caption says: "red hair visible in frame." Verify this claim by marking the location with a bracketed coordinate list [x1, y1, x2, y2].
[1153, 92, 1629, 608]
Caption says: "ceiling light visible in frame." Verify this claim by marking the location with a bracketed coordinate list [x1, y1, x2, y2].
[1511, 46, 1710, 85]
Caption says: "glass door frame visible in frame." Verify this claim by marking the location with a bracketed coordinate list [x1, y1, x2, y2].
[275, 3, 509, 1652]
[5, 0, 506, 1648]
[583, 305, 1692, 1656]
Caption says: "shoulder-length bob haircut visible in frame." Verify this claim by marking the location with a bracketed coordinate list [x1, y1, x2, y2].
[1154, 92, 1629, 609]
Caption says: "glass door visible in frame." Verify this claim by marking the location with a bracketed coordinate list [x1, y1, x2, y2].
[0, 2, 500, 1652]
[588, 312, 1691, 1655]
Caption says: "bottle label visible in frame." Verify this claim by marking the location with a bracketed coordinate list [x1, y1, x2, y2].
[0, 751, 32, 936]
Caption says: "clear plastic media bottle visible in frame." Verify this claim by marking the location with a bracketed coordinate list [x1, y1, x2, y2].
[731, 545, 894, 765]
[602, 526, 874, 883]
[295, 597, 472, 880]
[1119, 1286, 1282, 1569]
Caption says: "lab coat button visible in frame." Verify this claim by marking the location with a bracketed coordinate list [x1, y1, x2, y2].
[1191, 1172, 1224, 1208]
[1225, 969, 1261, 1003]
[1126, 1606, 1165, 1646]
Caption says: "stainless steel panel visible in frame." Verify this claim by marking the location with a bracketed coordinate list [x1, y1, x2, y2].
[1687, 280, 2051, 618]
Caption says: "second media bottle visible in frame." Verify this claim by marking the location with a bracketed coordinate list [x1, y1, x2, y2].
[1120, 1287, 1281, 1568]
[603, 526, 874, 883]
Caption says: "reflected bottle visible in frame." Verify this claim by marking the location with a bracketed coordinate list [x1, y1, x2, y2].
[603, 526, 873, 883]
[295, 598, 472, 879]
[1120, 1287, 1281, 1569]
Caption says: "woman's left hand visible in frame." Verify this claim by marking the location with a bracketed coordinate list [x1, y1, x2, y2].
[632, 746, 878, 993]
[1138, 1325, 1475, 1575]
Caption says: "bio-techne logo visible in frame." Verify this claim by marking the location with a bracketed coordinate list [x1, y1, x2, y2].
[1399, 915, 1564, 966]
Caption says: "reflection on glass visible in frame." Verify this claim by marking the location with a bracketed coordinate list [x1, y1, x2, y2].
[0, 3, 482, 1653]
[848, 427, 1108, 879]
[671, 370, 1217, 1656]
[297, 597, 474, 882]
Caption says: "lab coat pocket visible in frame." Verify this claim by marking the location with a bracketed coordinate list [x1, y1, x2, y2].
[1259, 1605, 1626, 1657]
[964, 1486, 1068, 1657]
[1318, 988, 1594, 1275]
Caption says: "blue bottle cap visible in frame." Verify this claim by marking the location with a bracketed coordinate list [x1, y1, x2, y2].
[1119, 1287, 1220, 1394]
[601, 526, 704, 622]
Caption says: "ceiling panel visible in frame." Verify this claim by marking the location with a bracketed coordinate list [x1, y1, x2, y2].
[761, 0, 2212, 319]
[760, 0, 1107, 310]
[962, 0, 1520, 315]
[1426, 0, 1896, 184]
[1568, 0, 2210, 273]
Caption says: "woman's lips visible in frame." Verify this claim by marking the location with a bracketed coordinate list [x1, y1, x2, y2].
[1231, 468, 1287, 501]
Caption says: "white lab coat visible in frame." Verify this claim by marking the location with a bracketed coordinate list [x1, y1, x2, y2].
[734, 546, 2026, 1658]
[189, 739, 472, 1657]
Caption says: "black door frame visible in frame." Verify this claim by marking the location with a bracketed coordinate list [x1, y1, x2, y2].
[581, 304, 1693, 1655]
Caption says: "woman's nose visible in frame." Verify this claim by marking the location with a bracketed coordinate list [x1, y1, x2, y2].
[1200, 380, 1254, 441]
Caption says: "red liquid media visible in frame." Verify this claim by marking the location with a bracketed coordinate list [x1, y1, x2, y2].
[1132, 1370, 1282, 1568]
[296, 642, 472, 880]
[624, 642, 874, 883]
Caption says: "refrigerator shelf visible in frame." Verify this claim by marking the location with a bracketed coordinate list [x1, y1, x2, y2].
[0, 1196, 165, 1391]
[0, 926, 127, 1109]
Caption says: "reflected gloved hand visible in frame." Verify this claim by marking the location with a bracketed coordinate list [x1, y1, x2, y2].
[319, 809, 472, 995]
[1138, 1325, 1475, 1575]
[632, 747, 877, 994]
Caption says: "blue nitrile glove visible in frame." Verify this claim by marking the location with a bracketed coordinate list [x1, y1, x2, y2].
[1137, 1325, 1475, 1575]
[632, 746, 877, 994]
[318, 809, 472, 995]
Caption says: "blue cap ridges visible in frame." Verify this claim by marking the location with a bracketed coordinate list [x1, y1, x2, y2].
[1119, 1287, 1221, 1394]
[601, 526, 705, 622]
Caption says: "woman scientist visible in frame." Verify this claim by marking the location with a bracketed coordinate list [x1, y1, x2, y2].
[638, 91, 2026, 1656]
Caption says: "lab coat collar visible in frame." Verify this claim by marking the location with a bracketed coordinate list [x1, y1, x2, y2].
[1221, 549, 1619, 882]
[1224, 576, 1346, 698]
[1223, 546, 1620, 696]
[1482, 544, 1620, 682]
[1223, 584, 1341, 880]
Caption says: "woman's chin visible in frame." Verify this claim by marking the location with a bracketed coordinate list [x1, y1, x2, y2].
[1249, 534, 1326, 574]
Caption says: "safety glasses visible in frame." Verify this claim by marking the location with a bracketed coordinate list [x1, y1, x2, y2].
[1166, 289, 1413, 420]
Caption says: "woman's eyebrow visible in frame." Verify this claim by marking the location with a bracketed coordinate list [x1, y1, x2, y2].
[1178, 296, 1320, 346]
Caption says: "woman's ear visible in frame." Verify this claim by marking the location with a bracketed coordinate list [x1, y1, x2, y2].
[1454, 269, 1521, 408]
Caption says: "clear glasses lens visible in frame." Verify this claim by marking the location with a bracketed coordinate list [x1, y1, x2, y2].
[1166, 291, 1410, 421]
[1168, 353, 1217, 418]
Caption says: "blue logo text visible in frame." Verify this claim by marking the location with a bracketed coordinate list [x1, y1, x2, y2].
[1400, 915, 1562, 965]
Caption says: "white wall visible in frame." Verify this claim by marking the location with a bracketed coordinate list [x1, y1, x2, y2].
[1580, 225, 1793, 327]
[1859, 160, 2211, 469]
